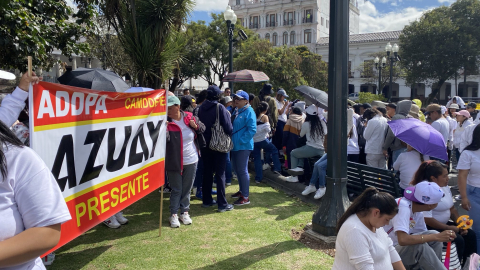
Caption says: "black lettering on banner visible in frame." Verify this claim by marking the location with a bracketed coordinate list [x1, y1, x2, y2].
[147, 120, 163, 158]
[52, 135, 77, 192]
[79, 129, 107, 184]
[128, 124, 149, 166]
[106, 126, 132, 172]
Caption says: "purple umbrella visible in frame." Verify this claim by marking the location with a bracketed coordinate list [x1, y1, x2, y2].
[388, 118, 448, 161]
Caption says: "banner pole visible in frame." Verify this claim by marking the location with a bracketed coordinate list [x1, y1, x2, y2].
[159, 185, 164, 237]
[27, 56, 32, 77]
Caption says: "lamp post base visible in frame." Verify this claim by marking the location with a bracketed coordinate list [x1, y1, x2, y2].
[312, 176, 350, 236]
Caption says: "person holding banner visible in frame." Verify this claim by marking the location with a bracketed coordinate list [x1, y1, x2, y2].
[0, 120, 71, 269]
[166, 96, 205, 227]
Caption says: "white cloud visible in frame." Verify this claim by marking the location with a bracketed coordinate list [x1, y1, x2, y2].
[438, 0, 456, 4]
[358, 1, 430, 33]
[194, 0, 228, 12]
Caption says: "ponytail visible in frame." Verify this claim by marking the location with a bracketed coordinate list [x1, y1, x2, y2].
[336, 187, 398, 233]
[410, 160, 447, 185]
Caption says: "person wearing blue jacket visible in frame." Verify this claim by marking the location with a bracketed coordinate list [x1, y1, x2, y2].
[230, 90, 257, 206]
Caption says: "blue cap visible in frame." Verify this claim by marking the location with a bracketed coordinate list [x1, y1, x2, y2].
[167, 96, 181, 107]
[234, 90, 249, 100]
[277, 89, 289, 98]
[207, 85, 222, 97]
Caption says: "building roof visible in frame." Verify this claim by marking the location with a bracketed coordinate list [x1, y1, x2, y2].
[317, 30, 402, 46]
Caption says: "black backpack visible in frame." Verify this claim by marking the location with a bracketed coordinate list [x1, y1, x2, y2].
[356, 117, 367, 149]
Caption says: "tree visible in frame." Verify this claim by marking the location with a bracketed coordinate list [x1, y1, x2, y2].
[102, 0, 193, 88]
[356, 52, 404, 95]
[0, 0, 98, 71]
[296, 46, 328, 91]
[358, 92, 387, 104]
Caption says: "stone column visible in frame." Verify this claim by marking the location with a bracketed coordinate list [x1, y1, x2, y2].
[55, 55, 62, 77]
[72, 57, 77, 70]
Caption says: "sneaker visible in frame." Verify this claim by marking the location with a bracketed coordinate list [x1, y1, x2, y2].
[202, 200, 217, 208]
[231, 191, 242, 198]
[42, 253, 55, 266]
[302, 185, 317, 196]
[314, 187, 327, 199]
[163, 186, 172, 193]
[454, 195, 462, 200]
[103, 215, 121, 229]
[218, 204, 234, 212]
[255, 180, 261, 184]
[285, 176, 299, 183]
[273, 171, 288, 181]
[288, 167, 304, 176]
[169, 214, 181, 228]
[263, 163, 271, 171]
[234, 196, 250, 206]
[179, 212, 192, 225]
[114, 212, 129, 225]
[226, 182, 232, 186]
[195, 189, 202, 200]
[232, 173, 238, 180]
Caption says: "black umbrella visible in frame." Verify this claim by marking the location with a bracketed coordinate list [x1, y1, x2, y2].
[294, 85, 328, 110]
[58, 68, 129, 92]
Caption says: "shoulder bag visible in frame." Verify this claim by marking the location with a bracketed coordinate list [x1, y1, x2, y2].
[209, 104, 234, 153]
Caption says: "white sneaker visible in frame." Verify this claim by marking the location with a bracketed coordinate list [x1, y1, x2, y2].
[314, 187, 326, 199]
[286, 176, 299, 183]
[115, 212, 129, 225]
[179, 212, 192, 225]
[103, 215, 121, 229]
[232, 173, 238, 180]
[263, 163, 271, 170]
[302, 185, 317, 196]
[169, 214, 181, 228]
[42, 253, 55, 266]
[290, 167, 304, 172]
[288, 167, 304, 176]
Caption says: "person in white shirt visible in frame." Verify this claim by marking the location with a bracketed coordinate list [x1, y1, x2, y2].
[393, 145, 430, 190]
[459, 123, 478, 153]
[0, 119, 71, 270]
[426, 104, 450, 162]
[333, 187, 406, 270]
[383, 181, 452, 270]
[363, 108, 388, 169]
[410, 160, 477, 267]
[453, 110, 474, 162]
[457, 124, 480, 253]
[286, 105, 327, 178]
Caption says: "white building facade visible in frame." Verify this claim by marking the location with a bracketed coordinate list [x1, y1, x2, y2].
[230, 0, 360, 52]
[315, 30, 480, 103]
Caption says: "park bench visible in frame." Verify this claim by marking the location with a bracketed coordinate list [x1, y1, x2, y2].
[346, 161, 402, 199]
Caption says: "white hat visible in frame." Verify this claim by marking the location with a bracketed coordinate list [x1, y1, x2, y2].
[305, 104, 318, 116]
[224, 96, 233, 103]
[0, 70, 15, 80]
[404, 181, 444, 205]
[441, 106, 447, 115]
[293, 101, 306, 112]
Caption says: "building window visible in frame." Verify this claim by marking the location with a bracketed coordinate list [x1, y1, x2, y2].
[284, 11, 294, 26]
[321, 17, 324, 26]
[266, 14, 276, 27]
[304, 30, 312, 43]
[249, 16, 259, 29]
[265, 33, 270, 42]
[272, 33, 278, 46]
[283, 32, 288, 45]
[290, 31, 295, 45]
[236, 0, 240, 5]
[326, 20, 329, 28]
[304, 9, 313, 23]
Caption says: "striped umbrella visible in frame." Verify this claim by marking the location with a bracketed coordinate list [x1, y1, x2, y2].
[222, 69, 269, 83]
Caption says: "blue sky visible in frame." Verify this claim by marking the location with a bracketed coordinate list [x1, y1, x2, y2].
[191, 0, 456, 33]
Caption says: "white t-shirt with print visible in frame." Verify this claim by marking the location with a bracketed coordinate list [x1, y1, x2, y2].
[173, 116, 198, 166]
[431, 118, 450, 146]
[393, 151, 430, 189]
[0, 145, 71, 270]
[456, 149, 480, 188]
[276, 99, 287, 123]
[424, 186, 454, 224]
[383, 198, 427, 246]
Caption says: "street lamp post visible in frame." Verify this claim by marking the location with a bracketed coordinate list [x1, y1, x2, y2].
[385, 42, 400, 101]
[374, 56, 387, 95]
[224, 6, 237, 91]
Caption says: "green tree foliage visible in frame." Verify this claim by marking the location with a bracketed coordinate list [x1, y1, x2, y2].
[102, 0, 193, 88]
[358, 92, 387, 104]
[0, 0, 98, 71]
[356, 52, 404, 95]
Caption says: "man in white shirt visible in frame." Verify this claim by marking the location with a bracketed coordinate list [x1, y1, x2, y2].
[426, 104, 450, 162]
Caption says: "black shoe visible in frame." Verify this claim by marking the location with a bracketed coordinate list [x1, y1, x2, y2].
[201, 200, 217, 208]
[231, 191, 242, 198]
[218, 204, 234, 212]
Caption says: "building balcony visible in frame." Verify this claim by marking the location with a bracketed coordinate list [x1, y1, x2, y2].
[249, 23, 259, 29]
[284, 20, 295, 26]
[302, 17, 313, 24]
[266, 21, 277, 27]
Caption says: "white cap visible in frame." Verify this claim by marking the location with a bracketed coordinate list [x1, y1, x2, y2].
[404, 181, 444, 205]
[0, 70, 15, 80]
[305, 104, 318, 116]
[224, 96, 233, 103]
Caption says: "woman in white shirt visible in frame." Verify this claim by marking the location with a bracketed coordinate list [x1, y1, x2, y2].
[0, 121, 71, 269]
[393, 144, 430, 191]
[410, 160, 477, 267]
[333, 187, 406, 270]
[453, 110, 474, 162]
[286, 105, 327, 178]
[457, 124, 480, 253]
[363, 108, 388, 169]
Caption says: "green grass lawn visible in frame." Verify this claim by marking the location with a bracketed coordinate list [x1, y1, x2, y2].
[48, 181, 334, 270]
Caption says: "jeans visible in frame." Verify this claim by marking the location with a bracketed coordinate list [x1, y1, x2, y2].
[366, 153, 386, 169]
[252, 139, 281, 181]
[193, 154, 203, 188]
[272, 120, 286, 151]
[392, 148, 406, 164]
[467, 184, 480, 253]
[167, 163, 197, 215]
[201, 148, 228, 208]
[395, 230, 446, 270]
[290, 145, 325, 169]
[309, 154, 327, 188]
[225, 152, 232, 183]
[231, 150, 252, 198]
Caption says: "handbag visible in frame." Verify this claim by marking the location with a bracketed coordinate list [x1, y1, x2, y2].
[209, 104, 234, 153]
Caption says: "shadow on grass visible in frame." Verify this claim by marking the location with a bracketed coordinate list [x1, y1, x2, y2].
[193, 240, 301, 270]
[48, 245, 112, 270]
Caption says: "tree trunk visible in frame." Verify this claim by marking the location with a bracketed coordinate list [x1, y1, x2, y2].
[425, 79, 446, 105]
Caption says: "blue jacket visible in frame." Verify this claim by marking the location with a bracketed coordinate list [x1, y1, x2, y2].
[232, 105, 257, 151]
[198, 100, 233, 145]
